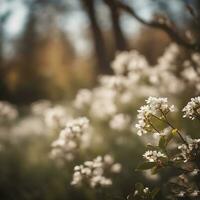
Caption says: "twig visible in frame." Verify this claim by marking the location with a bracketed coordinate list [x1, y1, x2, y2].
[115, 0, 200, 52]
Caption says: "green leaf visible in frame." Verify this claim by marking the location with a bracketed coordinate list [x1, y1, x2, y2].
[159, 136, 166, 150]
[166, 132, 174, 145]
[172, 129, 178, 135]
[136, 162, 156, 170]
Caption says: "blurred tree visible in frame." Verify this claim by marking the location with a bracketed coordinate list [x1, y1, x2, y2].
[81, 0, 110, 73]
[116, 0, 200, 51]
[5, 0, 76, 103]
[104, 0, 128, 51]
[0, 11, 11, 100]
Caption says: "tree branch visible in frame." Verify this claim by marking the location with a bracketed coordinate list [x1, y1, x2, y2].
[115, 0, 200, 52]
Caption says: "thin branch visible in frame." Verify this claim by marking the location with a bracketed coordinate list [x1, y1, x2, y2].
[159, 109, 189, 146]
[115, 0, 200, 52]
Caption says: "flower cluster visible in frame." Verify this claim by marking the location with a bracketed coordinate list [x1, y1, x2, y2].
[111, 50, 148, 76]
[136, 96, 200, 200]
[178, 139, 200, 162]
[0, 101, 18, 122]
[50, 117, 90, 162]
[71, 155, 121, 188]
[73, 44, 197, 141]
[44, 105, 69, 129]
[31, 100, 69, 130]
[31, 100, 51, 116]
[143, 150, 167, 163]
[182, 53, 200, 92]
[2, 44, 200, 200]
[109, 113, 131, 131]
[99, 75, 131, 92]
[73, 89, 92, 110]
[135, 97, 175, 136]
[182, 96, 200, 120]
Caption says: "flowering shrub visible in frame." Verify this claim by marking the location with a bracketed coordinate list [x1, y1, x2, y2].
[135, 96, 200, 199]
[1, 44, 200, 200]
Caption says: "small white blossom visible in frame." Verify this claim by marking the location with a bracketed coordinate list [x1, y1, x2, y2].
[111, 163, 122, 173]
[44, 105, 68, 129]
[135, 97, 175, 136]
[178, 139, 200, 162]
[71, 155, 121, 188]
[190, 190, 200, 197]
[74, 89, 92, 110]
[182, 97, 200, 120]
[31, 100, 51, 115]
[50, 117, 90, 162]
[0, 101, 18, 122]
[143, 150, 167, 162]
[111, 51, 148, 75]
[143, 187, 149, 193]
[177, 191, 185, 197]
[190, 169, 200, 176]
[109, 113, 131, 131]
[99, 75, 131, 92]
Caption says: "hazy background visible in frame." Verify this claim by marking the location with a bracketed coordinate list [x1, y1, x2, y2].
[0, 0, 198, 104]
[0, 1, 200, 200]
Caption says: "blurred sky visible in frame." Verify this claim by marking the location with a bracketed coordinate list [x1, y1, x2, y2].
[0, 0, 193, 55]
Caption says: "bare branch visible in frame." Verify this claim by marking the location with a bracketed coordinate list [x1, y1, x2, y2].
[115, 0, 200, 52]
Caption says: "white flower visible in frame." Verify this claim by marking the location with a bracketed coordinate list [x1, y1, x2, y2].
[74, 89, 92, 110]
[157, 43, 180, 70]
[146, 97, 175, 113]
[190, 190, 200, 197]
[143, 187, 149, 193]
[99, 75, 133, 95]
[109, 113, 131, 131]
[111, 163, 122, 173]
[178, 138, 200, 162]
[111, 50, 149, 76]
[177, 191, 185, 197]
[44, 105, 68, 129]
[50, 117, 90, 162]
[143, 150, 167, 162]
[190, 169, 200, 176]
[71, 155, 121, 188]
[31, 100, 51, 115]
[182, 97, 200, 120]
[0, 101, 18, 122]
[135, 105, 151, 136]
[135, 97, 175, 136]
[90, 91, 117, 120]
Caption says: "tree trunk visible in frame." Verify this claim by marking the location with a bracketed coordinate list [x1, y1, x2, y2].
[0, 17, 8, 100]
[81, 0, 110, 73]
[104, 0, 128, 51]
